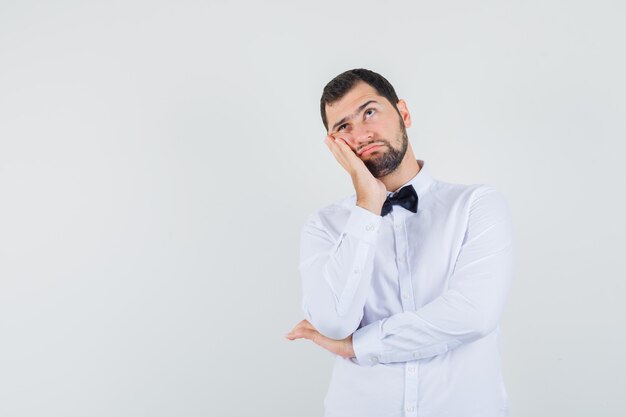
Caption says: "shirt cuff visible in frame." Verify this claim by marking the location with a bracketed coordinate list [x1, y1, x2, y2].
[352, 319, 385, 366]
[343, 204, 382, 245]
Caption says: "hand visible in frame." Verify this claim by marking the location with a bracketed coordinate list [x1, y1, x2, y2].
[324, 135, 387, 215]
[285, 319, 355, 359]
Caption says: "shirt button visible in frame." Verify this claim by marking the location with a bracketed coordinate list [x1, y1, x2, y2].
[370, 356, 379, 364]
[365, 224, 374, 231]
[353, 269, 360, 274]
[395, 223, 401, 229]
[407, 365, 416, 373]
[402, 292, 409, 300]
[398, 256, 405, 262]
[406, 406, 415, 412]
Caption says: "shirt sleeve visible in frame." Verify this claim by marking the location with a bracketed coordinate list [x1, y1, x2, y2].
[352, 186, 515, 366]
[299, 204, 382, 340]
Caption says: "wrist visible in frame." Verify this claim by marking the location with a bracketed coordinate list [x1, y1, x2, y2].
[344, 335, 356, 359]
[356, 200, 382, 216]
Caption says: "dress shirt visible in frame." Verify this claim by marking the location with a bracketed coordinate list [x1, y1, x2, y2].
[299, 159, 514, 417]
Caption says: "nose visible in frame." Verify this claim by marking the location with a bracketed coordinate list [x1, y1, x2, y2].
[342, 122, 373, 150]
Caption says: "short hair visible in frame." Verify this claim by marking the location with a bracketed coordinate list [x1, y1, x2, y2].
[320, 68, 400, 131]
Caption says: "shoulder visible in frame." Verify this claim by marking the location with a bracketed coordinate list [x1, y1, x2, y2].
[465, 184, 511, 218]
[301, 194, 357, 233]
[430, 179, 510, 212]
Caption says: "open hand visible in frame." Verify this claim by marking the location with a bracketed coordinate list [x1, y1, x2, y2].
[285, 319, 355, 359]
[324, 135, 387, 215]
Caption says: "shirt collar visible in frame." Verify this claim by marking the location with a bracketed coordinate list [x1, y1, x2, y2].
[387, 159, 434, 197]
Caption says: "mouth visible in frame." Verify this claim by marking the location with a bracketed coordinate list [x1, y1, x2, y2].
[359, 144, 385, 156]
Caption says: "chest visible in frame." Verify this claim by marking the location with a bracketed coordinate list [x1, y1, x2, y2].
[369, 204, 468, 310]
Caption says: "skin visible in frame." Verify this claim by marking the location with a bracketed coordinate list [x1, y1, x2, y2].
[285, 81, 422, 358]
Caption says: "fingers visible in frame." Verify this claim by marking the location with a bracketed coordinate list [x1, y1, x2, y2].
[285, 327, 321, 343]
[286, 326, 329, 351]
[299, 319, 315, 330]
[285, 319, 315, 340]
[323, 135, 347, 170]
[325, 135, 354, 157]
[285, 319, 353, 358]
[285, 326, 347, 357]
[324, 135, 363, 175]
[334, 137, 358, 159]
[293, 319, 315, 331]
[285, 319, 322, 343]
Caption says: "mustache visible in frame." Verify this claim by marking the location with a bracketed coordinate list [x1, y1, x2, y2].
[358, 140, 391, 154]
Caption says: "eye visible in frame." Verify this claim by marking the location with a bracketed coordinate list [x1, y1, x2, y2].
[337, 124, 348, 131]
[365, 108, 376, 118]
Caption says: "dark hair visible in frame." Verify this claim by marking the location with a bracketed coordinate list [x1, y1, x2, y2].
[320, 68, 400, 131]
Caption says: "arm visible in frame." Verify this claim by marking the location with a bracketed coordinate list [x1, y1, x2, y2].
[299, 204, 382, 340]
[352, 186, 515, 366]
[298, 135, 387, 340]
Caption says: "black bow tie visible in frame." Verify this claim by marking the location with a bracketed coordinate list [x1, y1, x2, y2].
[381, 184, 418, 217]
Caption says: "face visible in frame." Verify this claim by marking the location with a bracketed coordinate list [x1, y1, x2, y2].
[325, 82, 412, 178]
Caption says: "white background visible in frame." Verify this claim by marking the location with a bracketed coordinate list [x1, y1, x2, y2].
[1, 1, 625, 416]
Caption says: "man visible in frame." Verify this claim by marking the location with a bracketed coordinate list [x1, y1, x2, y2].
[286, 68, 514, 417]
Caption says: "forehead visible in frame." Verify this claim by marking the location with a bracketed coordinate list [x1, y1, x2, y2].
[325, 82, 387, 123]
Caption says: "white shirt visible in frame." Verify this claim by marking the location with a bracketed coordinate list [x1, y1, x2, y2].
[299, 159, 514, 417]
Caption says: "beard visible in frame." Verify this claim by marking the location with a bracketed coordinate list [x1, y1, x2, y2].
[362, 117, 409, 178]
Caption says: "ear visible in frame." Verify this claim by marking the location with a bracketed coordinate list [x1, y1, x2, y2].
[395, 99, 412, 128]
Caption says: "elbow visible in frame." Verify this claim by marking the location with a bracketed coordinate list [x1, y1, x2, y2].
[316, 321, 356, 340]
[473, 322, 496, 340]
[472, 309, 501, 339]
[303, 305, 360, 340]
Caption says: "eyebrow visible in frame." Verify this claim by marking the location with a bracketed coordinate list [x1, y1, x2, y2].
[331, 100, 379, 132]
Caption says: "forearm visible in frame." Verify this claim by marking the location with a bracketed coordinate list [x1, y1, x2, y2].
[299, 204, 381, 340]
[353, 244, 514, 365]
[352, 186, 515, 365]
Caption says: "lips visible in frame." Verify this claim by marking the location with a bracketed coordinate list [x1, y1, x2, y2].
[359, 144, 384, 156]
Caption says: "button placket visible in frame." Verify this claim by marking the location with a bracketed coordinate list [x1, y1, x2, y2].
[404, 360, 419, 417]
[393, 211, 413, 310]
[393, 210, 419, 417]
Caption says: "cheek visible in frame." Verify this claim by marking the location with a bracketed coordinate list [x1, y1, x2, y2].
[373, 122, 396, 141]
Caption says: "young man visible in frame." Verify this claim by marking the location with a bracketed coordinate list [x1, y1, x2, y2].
[286, 69, 514, 417]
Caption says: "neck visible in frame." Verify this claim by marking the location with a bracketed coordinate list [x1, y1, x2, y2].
[378, 147, 421, 193]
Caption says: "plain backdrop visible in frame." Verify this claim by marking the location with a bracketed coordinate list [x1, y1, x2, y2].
[1, 1, 625, 416]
